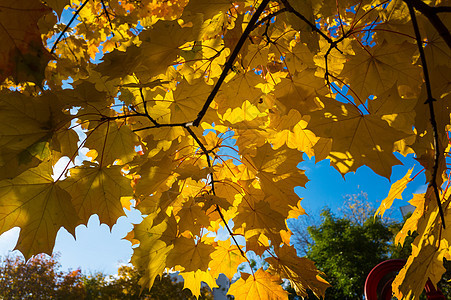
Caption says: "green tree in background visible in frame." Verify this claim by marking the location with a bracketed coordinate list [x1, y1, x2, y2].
[306, 209, 394, 299]
[289, 196, 451, 299]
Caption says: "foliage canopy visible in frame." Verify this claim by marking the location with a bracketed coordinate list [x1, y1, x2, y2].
[0, 254, 213, 299]
[0, 0, 450, 298]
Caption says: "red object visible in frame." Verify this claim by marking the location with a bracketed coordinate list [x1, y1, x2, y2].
[364, 259, 445, 300]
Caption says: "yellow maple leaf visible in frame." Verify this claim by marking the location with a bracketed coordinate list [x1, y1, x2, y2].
[243, 144, 308, 216]
[0, 91, 64, 179]
[308, 97, 407, 178]
[166, 237, 215, 272]
[392, 193, 451, 299]
[228, 268, 288, 300]
[131, 211, 176, 290]
[97, 20, 193, 82]
[375, 167, 413, 218]
[0, 161, 79, 259]
[216, 71, 265, 114]
[234, 200, 286, 246]
[274, 68, 327, 114]
[395, 193, 426, 246]
[340, 41, 422, 101]
[180, 270, 219, 298]
[84, 120, 140, 166]
[209, 239, 246, 280]
[176, 198, 210, 235]
[61, 162, 133, 227]
[267, 245, 330, 299]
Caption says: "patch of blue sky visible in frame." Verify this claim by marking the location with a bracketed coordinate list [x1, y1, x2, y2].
[360, 21, 379, 47]
[294, 152, 426, 223]
[46, 6, 83, 51]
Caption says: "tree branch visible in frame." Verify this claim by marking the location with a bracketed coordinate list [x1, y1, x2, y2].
[406, 1, 446, 229]
[280, 0, 333, 44]
[405, 0, 451, 50]
[100, 0, 114, 32]
[51, 0, 89, 54]
[192, 0, 271, 127]
[184, 127, 247, 258]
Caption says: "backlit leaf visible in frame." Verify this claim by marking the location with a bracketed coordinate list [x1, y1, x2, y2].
[228, 268, 288, 300]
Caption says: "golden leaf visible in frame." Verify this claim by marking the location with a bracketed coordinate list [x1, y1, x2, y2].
[209, 239, 246, 280]
[0, 161, 79, 259]
[61, 163, 133, 227]
[228, 268, 288, 300]
[375, 167, 413, 218]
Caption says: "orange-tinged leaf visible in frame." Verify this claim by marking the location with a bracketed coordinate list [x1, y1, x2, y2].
[375, 167, 413, 218]
[228, 268, 288, 300]
[0, 161, 79, 259]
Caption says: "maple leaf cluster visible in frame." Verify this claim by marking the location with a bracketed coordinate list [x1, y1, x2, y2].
[0, 0, 450, 299]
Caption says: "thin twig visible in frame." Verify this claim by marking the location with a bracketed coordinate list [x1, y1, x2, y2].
[185, 127, 247, 258]
[192, 0, 271, 126]
[100, 0, 114, 32]
[139, 88, 160, 126]
[254, 7, 288, 28]
[280, 0, 332, 43]
[215, 204, 246, 257]
[132, 123, 189, 132]
[51, 0, 90, 54]
[406, 1, 446, 229]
